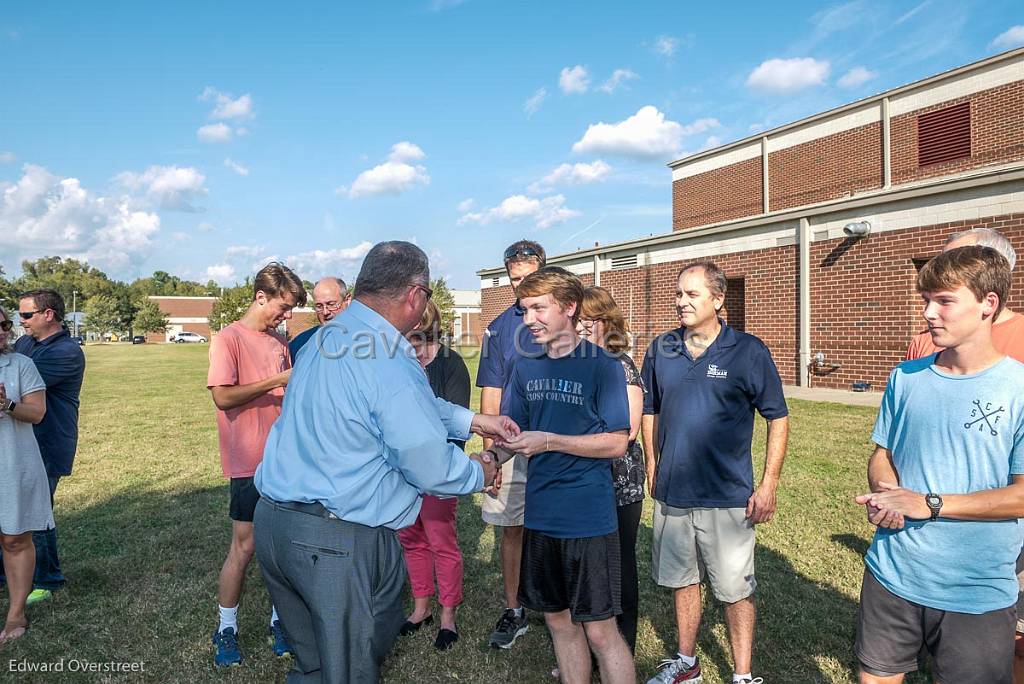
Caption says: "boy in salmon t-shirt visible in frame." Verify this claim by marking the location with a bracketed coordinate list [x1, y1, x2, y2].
[207, 262, 307, 668]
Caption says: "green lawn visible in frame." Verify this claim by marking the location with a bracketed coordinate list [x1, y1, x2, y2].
[2, 343, 910, 683]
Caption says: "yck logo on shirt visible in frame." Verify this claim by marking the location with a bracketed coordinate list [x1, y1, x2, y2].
[706, 364, 728, 379]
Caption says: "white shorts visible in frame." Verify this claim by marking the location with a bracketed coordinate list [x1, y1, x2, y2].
[481, 454, 527, 527]
[651, 502, 756, 603]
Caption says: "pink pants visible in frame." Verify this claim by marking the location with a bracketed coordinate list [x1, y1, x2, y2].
[397, 496, 463, 607]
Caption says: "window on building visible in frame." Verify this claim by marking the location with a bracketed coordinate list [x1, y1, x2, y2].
[917, 101, 971, 167]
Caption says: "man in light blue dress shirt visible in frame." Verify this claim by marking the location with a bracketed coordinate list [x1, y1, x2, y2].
[254, 241, 512, 684]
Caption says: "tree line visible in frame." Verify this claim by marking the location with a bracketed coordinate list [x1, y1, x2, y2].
[1, 257, 459, 340]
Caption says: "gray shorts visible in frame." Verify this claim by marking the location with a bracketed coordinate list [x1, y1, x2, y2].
[481, 455, 527, 527]
[856, 568, 1015, 683]
[1016, 547, 1024, 633]
[651, 503, 756, 603]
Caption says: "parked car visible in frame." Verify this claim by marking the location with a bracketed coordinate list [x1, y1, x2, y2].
[173, 331, 208, 344]
[70, 336, 85, 346]
[132, 335, 146, 345]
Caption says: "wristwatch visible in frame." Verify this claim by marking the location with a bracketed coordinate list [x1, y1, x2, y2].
[2, 398, 15, 414]
[925, 493, 943, 520]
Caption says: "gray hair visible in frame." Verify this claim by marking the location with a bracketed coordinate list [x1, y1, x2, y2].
[0, 305, 11, 355]
[678, 261, 728, 298]
[353, 241, 429, 299]
[947, 228, 1016, 271]
[317, 277, 349, 296]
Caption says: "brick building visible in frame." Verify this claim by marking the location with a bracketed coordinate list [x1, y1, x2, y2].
[148, 296, 217, 343]
[452, 289, 483, 345]
[478, 48, 1024, 391]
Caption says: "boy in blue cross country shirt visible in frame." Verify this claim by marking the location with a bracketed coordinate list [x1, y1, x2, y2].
[854, 246, 1024, 684]
[495, 266, 636, 684]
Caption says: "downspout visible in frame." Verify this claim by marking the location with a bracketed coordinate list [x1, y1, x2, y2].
[761, 136, 770, 214]
[799, 217, 811, 387]
[593, 254, 601, 286]
[882, 97, 891, 189]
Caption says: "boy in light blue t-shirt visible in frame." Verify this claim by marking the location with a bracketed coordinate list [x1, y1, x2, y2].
[854, 245, 1024, 684]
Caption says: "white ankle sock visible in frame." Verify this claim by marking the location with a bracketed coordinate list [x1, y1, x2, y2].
[218, 605, 238, 633]
[733, 673, 752, 683]
[271, 606, 279, 626]
[676, 652, 697, 668]
[510, 606, 524, 618]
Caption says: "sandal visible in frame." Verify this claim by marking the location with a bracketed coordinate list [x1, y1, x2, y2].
[0, 619, 28, 644]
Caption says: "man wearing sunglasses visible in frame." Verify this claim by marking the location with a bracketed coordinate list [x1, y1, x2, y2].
[477, 239, 546, 649]
[0, 289, 85, 605]
[288, 277, 352, 363]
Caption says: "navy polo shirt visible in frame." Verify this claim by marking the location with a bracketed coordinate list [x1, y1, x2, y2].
[476, 301, 543, 389]
[13, 329, 86, 477]
[641, 322, 787, 509]
[288, 324, 319, 363]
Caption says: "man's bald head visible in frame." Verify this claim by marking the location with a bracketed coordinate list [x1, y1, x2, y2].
[313, 277, 350, 323]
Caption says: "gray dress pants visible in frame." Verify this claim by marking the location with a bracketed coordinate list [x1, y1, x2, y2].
[254, 497, 406, 683]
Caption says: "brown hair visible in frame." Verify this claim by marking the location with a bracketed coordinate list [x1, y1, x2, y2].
[0, 305, 11, 355]
[19, 288, 66, 321]
[409, 299, 442, 344]
[917, 245, 1011, 317]
[580, 286, 631, 354]
[515, 266, 584, 322]
[677, 261, 728, 298]
[253, 262, 307, 306]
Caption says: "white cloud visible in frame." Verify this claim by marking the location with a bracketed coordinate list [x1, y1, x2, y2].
[457, 198, 475, 213]
[200, 87, 254, 120]
[529, 160, 612, 193]
[116, 165, 207, 212]
[226, 244, 265, 258]
[0, 151, 16, 164]
[198, 221, 216, 233]
[652, 35, 678, 57]
[571, 106, 719, 160]
[746, 57, 830, 94]
[0, 164, 160, 271]
[524, 87, 547, 117]
[559, 65, 590, 94]
[458, 194, 580, 230]
[278, 242, 374, 278]
[342, 142, 430, 198]
[598, 69, 638, 94]
[205, 263, 236, 285]
[991, 25, 1024, 51]
[223, 158, 250, 176]
[388, 141, 426, 163]
[197, 123, 233, 143]
[170, 231, 190, 242]
[837, 66, 878, 88]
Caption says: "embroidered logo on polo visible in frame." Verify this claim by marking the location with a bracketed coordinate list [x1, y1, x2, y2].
[706, 364, 728, 379]
[964, 399, 1004, 436]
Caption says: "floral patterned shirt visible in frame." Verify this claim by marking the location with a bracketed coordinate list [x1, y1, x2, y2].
[613, 355, 646, 506]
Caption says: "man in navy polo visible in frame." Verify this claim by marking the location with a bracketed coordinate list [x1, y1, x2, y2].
[2, 288, 86, 603]
[642, 262, 789, 684]
[476, 239, 545, 649]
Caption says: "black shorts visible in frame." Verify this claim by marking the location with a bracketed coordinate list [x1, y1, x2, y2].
[229, 477, 260, 522]
[856, 568, 1015, 683]
[518, 528, 621, 622]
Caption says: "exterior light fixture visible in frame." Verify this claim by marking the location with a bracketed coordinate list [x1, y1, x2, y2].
[843, 220, 872, 237]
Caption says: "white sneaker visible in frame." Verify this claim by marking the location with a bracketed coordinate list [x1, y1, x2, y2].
[646, 655, 703, 684]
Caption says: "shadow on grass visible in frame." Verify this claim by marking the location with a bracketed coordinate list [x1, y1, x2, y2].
[832, 533, 870, 558]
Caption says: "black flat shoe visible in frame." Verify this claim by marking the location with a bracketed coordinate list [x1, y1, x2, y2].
[434, 626, 458, 650]
[399, 615, 433, 636]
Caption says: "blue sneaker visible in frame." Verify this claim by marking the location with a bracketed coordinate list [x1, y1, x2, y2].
[212, 627, 242, 668]
[269, 620, 292, 658]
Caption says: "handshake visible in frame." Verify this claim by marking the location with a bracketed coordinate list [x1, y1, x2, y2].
[467, 413, 523, 494]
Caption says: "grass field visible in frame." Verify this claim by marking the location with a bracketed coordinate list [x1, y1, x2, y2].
[1, 343, 915, 683]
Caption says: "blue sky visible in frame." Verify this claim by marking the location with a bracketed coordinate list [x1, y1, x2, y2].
[1, 1, 1022, 288]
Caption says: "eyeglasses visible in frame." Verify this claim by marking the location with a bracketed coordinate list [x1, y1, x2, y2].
[0, 320, 12, 332]
[504, 245, 542, 262]
[17, 310, 44, 320]
[314, 301, 343, 313]
[412, 284, 433, 300]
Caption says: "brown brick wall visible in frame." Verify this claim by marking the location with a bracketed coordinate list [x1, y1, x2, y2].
[482, 212, 1024, 391]
[892, 81, 1024, 185]
[768, 121, 883, 212]
[149, 297, 217, 318]
[673, 157, 763, 230]
[287, 311, 319, 339]
[460, 312, 483, 346]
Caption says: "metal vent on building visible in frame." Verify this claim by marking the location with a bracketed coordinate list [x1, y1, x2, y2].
[917, 101, 971, 167]
[610, 254, 638, 270]
[491, 277, 500, 287]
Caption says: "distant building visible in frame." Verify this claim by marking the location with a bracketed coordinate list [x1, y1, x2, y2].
[451, 289, 482, 346]
[478, 48, 1024, 391]
[147, 296, 217, 343]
